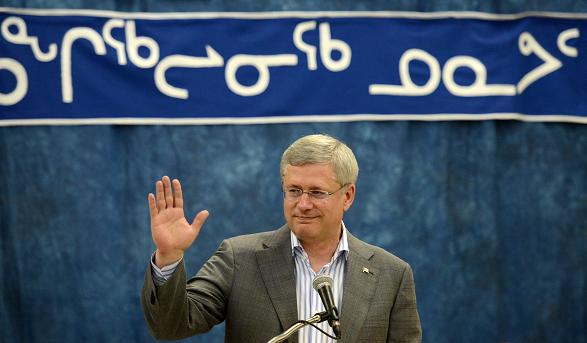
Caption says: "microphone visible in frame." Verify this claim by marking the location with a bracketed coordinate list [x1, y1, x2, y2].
[312, 275, 341, 338]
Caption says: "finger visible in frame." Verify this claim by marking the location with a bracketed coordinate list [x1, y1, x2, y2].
[162, 176, 174, 208]
[173, 179, 183, 208]
[191, 210, 210, 235]
[148, 193, 158, 219]
[155, 180, 166, 211]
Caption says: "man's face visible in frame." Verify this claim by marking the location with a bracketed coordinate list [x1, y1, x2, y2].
[282, 163, 355, 245]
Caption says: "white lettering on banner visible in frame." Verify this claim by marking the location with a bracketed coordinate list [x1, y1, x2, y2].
[369, 31, 578, 97]
[369, 49, 441, 96]
[103, 19, 127, 65]
[443, 56, 516, 96]
[1, 16, 57, 62]
[318, 23, 351, 72]
[293, 21, 318, 70]
[0, 58, 27, 105]
[61, 27, 107, 103]
[557, 28, 580, 57]
[125, 20, 159, 69]
[293, 21, 352, 72]
[155, 45, 224, 99]
[517, 32, 562, 94]
[225, 54, 298, 96]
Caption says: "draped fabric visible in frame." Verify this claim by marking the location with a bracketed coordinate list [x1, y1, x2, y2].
[1, 1, 586, 343]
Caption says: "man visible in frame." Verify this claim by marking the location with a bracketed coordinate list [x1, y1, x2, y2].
[141, 134, 422, 342]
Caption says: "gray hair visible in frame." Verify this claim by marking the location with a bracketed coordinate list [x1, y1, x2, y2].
[280, 134, 359, 185]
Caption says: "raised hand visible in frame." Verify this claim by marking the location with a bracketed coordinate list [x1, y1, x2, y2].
[148, 176, 209, 268]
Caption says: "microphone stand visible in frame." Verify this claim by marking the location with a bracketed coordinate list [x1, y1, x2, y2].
[267, 311, 329, 343]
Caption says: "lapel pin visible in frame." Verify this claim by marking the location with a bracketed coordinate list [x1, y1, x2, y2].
[362, 267, 373, 275]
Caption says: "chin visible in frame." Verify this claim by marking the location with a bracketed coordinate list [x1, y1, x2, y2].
[291, 222, 320, 238]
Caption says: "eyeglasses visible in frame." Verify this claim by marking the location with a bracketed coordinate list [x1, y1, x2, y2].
[283, 184, 347, 201]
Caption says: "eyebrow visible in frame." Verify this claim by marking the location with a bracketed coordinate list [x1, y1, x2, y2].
[284, 184, 328, 190]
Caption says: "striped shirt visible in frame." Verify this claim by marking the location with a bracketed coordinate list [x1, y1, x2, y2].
[291, 224, 349, 343]
[150, 253, 181, 285]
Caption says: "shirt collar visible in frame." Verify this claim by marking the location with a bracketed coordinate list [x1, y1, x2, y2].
[290, 222, 349, 261]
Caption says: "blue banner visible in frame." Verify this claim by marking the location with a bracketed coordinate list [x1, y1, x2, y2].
[1, 8, 587, 125]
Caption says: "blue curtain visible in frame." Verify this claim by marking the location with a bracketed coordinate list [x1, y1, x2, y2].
[1, 1, 586, 343]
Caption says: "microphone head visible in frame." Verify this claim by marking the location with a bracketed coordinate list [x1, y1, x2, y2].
[312, 274, 333, 291]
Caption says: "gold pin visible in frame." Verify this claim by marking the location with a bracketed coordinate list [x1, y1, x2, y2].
[362, 267, 370, 274]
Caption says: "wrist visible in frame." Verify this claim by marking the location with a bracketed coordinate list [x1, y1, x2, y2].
[154, 250, 183, 268]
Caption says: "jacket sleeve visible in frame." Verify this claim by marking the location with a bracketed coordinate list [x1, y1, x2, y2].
[387, 264, 422, 343]
[140, 239, 236, 340]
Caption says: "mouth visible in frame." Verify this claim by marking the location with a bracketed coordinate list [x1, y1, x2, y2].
[295, 216, 318, 222]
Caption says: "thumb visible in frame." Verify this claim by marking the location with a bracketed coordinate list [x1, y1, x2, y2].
[191, 210, 210, 234]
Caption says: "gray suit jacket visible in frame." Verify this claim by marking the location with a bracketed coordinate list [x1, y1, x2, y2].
[141, 225, 421, 342]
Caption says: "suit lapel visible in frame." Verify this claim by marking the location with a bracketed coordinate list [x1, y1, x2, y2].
[256, 225, 298, 340]
[339, 232, 378, 343]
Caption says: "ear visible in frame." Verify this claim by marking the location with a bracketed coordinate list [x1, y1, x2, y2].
[343, 184, 356, 211]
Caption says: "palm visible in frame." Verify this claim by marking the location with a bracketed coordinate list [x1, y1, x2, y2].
[151, 207, 195, 253]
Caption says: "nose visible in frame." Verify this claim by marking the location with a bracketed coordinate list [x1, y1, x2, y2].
[296, 192, 314, 210]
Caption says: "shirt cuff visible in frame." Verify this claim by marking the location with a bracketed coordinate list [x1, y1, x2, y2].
[150, 252, 182, 286]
